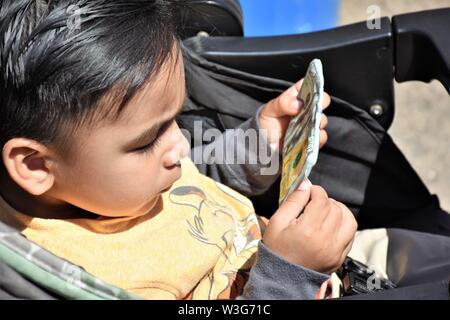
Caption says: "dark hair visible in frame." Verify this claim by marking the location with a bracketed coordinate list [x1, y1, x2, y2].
[0, 0, 186, 155]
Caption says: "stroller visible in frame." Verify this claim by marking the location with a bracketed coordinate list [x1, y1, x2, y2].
[0, 1, 449, 299]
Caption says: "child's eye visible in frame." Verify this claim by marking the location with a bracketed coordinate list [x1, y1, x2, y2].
[134, 137, 162, 155]
[133, 119, 173, 155]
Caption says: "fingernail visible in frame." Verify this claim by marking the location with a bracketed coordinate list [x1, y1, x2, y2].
[298, 178, 312, 191]
[291, 99, 303, 112]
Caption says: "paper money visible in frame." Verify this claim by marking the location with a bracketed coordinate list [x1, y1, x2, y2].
[279, 59, 324, 203]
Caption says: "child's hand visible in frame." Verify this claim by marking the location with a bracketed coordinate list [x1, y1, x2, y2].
[263, 180, 357, 274]
[259, 79, 331, 151]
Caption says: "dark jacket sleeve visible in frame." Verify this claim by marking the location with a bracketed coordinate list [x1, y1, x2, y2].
[238, 241, 330, 300]
[190, 105, 281, 196]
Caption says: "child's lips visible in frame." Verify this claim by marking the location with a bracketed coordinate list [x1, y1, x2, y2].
[160, 185, 172, 193]
[160, 160, 183, 193]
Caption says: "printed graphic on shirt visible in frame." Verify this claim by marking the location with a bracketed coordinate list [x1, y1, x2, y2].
[169, 181, 261, 299]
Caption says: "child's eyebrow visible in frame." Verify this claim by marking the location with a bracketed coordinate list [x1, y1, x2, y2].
[125, 103, 184, 149]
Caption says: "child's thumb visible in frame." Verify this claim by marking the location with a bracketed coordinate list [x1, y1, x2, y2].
[270, 179, 312, 230]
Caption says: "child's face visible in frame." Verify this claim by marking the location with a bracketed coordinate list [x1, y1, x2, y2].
[51, 52, 190, 218]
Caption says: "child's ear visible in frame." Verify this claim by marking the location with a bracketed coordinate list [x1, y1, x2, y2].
[2, 138, 56, 196]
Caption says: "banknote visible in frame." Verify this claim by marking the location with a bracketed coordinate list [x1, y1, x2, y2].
[279, 59, 324, 203]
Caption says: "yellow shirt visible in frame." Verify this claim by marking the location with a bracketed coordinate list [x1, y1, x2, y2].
[0, 158, 266, 299]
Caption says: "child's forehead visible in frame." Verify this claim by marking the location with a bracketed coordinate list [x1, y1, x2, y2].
[99, 51, 185, 127]
[126, 59, 184, 119]
[106, 61, 186, 135]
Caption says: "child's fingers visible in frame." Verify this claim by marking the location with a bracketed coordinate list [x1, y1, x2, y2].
[319, 130, 328, 147]
[322, 92, 331, 110]
[282, 93, 304, 116]
[292, 78, 304, 95]
[320, 115, 328, 130]
[270, 179, 312, 231]
[273, 79, 305, 116]
[262, 79, 329, 118]
[290, 78, 329, 110]
[336, 202, 358, 252]
[261, 92, 302, 119]
[302, 185, 331, 228]
[320, 199, 343, 237]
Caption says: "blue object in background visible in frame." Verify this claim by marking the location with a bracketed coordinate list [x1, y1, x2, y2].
[240, 0, 340, 37]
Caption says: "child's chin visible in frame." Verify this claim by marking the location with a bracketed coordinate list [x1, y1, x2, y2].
[170, 167, 182, 185]
[159, 179, 177, 194]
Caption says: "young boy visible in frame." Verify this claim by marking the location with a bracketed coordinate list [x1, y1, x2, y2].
[0, 0, 359, 299]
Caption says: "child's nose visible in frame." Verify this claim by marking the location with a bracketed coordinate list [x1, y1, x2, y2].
[176, 134, 190, 160]
[163, 124, 190, 167]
